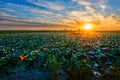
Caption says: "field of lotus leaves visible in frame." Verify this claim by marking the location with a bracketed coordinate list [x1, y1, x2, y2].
[0, 31, 120, 80]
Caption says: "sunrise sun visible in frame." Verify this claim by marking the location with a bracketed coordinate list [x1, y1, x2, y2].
[84, 24, 92, 30]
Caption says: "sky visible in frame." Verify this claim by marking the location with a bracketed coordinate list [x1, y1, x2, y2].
[0, 0, 120, 30]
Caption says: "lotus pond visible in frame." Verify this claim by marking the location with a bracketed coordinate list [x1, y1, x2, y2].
[0, 31, 120, 80]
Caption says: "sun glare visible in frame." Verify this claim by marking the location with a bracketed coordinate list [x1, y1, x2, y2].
[84, 24, 92, 30]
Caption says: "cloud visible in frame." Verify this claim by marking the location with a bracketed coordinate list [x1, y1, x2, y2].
[70, 1, 100, 20]
[72, 0, 91, 6]
[0, 15, 67, 27]
[68, 11, 87, 17]
[28, 0, 65, 10]
[71, 0, 108, 11]
[0, 2, 66, 28]
[4, 3, 53, 15]
[67, 7, 98, 21]
[0, 0, 120, 30]
[100, 5, 106, 10]
[0, 3, 63, 22]
[72, 0, 89, 5]
[69, 0, 109, 22]
[58, 12, 120, 30]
